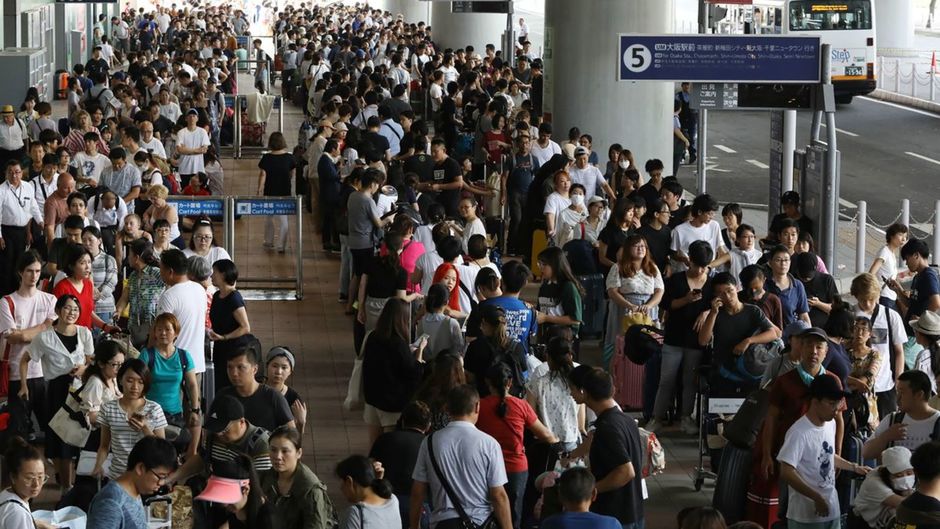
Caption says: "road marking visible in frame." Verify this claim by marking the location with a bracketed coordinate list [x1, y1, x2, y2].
[820, 124, 860, 137]
[859, 96, 940, 119]
[746, 159, 770, 169]
[906, 151, 940, 166]
[713, 144, 737, 153]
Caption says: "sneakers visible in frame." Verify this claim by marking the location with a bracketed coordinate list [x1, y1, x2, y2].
[680, 416, 699, 435]
[644, 419, 663, 433]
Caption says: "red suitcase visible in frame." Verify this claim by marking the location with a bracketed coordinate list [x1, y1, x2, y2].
[611, 335, 644, 410]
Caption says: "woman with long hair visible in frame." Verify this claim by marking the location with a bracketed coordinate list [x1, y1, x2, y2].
[335, 455, 400, 528]
[597, 197, 636, 271]
[133, 150, 163, 216]
[209, 259, 252, 392]
[257, 132, 296, 252]
[94, 359, 167, 480]
[846, 317, 883, 432]
[195, 452, 275, 528]
[536, 246, 585, 346]
[464, 304, 527, 398]
[82, 226, 118, 329]
[384, 215, 425, 294]
[604, 234, 664, 365]
[477, 363, 559, 529]
[357, 231, 421, 331]
[431, 262, 467, 320]
[526, 336, 585, 454]
[543, 170, 572, 242]
[414, 353, 466, 432]
[76, 341, 124, 449]
[114, 239, 166, 349]
[362, 298, 427, 443]
[18, 294, 93, 490]
[261, 426, 333, 529]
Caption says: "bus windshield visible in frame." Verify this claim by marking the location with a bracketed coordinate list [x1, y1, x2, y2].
[789, 0, 873, 31]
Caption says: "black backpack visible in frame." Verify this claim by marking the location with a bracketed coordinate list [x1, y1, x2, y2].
[562, 239, 597, 276]
[491, 340, 527, 398]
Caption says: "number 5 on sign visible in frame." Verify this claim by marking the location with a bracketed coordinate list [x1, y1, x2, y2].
[623, 44, 651, 73]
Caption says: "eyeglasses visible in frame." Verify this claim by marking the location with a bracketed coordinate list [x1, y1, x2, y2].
[149, 469, 170, 483]
[194, 234, 213, 241]
[772, 258, 791, 264]
[20, 473, 49, 485]
[107, 361, 124, 369]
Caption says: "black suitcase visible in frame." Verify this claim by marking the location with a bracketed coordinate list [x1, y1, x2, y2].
[577, 273, 606, 339]
[712, 444, 753, 524]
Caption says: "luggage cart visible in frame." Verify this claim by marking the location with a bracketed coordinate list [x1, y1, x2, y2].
[692, 368, 746, 491]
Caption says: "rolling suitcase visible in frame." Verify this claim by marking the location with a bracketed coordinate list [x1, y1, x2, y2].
[577, 273, 606, 339]
[530, 229, 548, 279]
[203, 341, 216, 413]
[712, 444, 753, 524]
[611, 335, 644, 410]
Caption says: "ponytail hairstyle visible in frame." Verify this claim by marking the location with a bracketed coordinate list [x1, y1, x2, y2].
[335, 455, 393, 500]
[381, 230, 404, 273]
[3, 436, 42, 483]
[486, 362, 513, 418]
[129, 238, 160, 268]
[546, 336, 574, 385]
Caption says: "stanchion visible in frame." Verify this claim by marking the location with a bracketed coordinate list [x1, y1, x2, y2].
[856, 200, 867, 274]
[901, 199, 910, 228]
[896, 58, 902, 93]
[934, 200, 940, 266]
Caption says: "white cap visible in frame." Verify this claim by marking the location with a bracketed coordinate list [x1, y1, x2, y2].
[882, 446, 913, 474]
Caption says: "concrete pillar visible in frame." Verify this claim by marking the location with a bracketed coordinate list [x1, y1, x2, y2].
[544, 0, 676, 176]
[875, 0, 915, 54]
[381, 0, 431, 25]
[431, 2, 507, 53]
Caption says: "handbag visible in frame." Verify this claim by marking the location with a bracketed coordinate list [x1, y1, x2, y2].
[621, 311, 655, 331]
[343, 332, 370, 412]
[49, 382, 92, 448]
[427, 432, 498, 529]
[0, 296, 14, 398]
[32, 507, 87, 529]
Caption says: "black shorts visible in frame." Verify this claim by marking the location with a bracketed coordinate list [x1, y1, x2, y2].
[351, 248, 373, 276]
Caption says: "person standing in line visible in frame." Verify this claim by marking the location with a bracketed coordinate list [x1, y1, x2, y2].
[0, 160, 42, 296]
[257, 132, 296, 253]
[174, 109, 210, 188]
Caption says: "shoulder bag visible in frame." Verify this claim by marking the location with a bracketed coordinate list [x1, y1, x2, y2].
[427, 432, 497, 529]
[343, 332, 370, 412]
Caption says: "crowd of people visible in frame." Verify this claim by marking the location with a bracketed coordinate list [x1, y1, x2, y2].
[0, 2, 940, 529]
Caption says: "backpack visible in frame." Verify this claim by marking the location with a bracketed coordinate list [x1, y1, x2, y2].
[484, 339, 527, 398]
[889, 411, 940, 447]
[623, 324, 664, 366]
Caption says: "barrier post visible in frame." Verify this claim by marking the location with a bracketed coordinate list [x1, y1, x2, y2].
[934, 200, 940, 266]
[231, 196, 304, 300]
[856, 200, 867, 274]
[234, 99, 242, 159]
[896, 58, 901, 93]
[225, 196, 236, 259]
[913, 63, 918, 98]
[932, 71, 937, 102]
[295, 195, 303, 299]
[901, 199, 910, 228]
[878, 56, 883, 89]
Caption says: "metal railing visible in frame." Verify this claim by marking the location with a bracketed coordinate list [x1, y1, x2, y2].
[877, 56, 940, 103]
[851, 198, 940, 273]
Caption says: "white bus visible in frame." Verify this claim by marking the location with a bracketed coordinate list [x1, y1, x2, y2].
[752, 0, 876, 103]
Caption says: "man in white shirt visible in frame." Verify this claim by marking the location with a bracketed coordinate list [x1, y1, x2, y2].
[378, 106, 404, 158]
[0, 106, 26, 169]
[863, 370, 940, 460]
[568, 146, 613, 200]
[778, 375, 869, 528]
[138, 121, 168, 161]
[0, 161, 43, 295]
[670, 194, 729, 272]
[437, 54, 458, 85]
[175, 109, 210, 187]
[530, 123, 562, 167]
[157, 249, 207, 375]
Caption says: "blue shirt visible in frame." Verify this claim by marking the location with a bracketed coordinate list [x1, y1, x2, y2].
[765, 275, 809, 326]
[908, 266, 940, 322]
[507, 153, 539, 195]
[138, 347, 194, 415]
[87, 480, 147, 529]
[541, 512, 622, 529]
[480, 296, 537, 356]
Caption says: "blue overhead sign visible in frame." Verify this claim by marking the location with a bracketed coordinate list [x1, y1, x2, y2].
[235, 198, 298, 216]
[618, 35, 821, 83]
[168, 198, 224, 217]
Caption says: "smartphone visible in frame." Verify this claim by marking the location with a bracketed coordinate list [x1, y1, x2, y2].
[412, 334, 430, 348]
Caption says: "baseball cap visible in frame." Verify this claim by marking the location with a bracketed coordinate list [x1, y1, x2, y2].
[562, 143, 576, 161]
[204, 395, 245, 433]
[186, 108, 199, 117]
[574, 146, 589, 157]
[334, 122, 348, 133]
[587, 196, 607, 207]
[798, 326, 830, 342]
[783, 321, 810, 343]
[808, 374, 850, 401]
[266, 346, 295, 369]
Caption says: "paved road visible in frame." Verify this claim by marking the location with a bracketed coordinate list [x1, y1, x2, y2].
[683, 96, 940, 229]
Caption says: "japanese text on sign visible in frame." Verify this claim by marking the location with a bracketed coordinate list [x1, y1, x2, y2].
[168, 198, 224, 217]
[235, 199, 298, 216]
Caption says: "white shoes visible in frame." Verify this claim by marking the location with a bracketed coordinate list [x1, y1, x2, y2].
[680, 416, 699, 435]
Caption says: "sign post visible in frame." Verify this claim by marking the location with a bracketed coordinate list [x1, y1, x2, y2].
[227, 196, 304, 300]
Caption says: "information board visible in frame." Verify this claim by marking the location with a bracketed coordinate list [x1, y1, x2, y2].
[452, 1, 510, 13]
[618, 35, 821, 83]
[168, 198, 224, 217]
[235, 198, 298, 216]
[690, 83, 815, 110]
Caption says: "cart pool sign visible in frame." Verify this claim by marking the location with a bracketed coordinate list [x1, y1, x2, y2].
[618, 35, 821, 83]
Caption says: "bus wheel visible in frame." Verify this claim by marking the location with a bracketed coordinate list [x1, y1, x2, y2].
[835, 95, 854, 105]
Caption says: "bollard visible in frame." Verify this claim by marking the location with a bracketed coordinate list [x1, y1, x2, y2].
[935, 200, 940, 266]
[902, 199, 910, 227]
[856, 201, 867, 274]
[896, 58, 902, 93]
[878, 56, 883, 89]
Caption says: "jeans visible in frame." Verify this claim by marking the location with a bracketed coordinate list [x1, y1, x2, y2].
[396, 493, 430, 529]
[265, 214, 289, 250]
[653, 344, 704, 420]
[339, 234, 352, 298]
[507, 192, 526, 254]
[682, 120, 698, 158]
[505, 471, 528, 529]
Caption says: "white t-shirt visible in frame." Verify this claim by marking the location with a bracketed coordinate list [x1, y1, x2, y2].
[776, 415, 840, 524]
[140, 137, 168, 160]
[157, 281, 208, 373]
[530, 140, 561, 167]
[438, 65, 458, 85]
[461, 218, 486, 254]
[730, 248, 763, 283]
[866, 410, 940, 455]
[876, 245, 900, 301]
[416, 250, 444, 295]
[543, 192, 571, 219]
[0, 291, 57, 381]
[183, 246, 232, 267]
[853, 468, 902, 529]
[915, 349, 939, 395]
[670, 220, 725, 272]
[856, 304, 908, 393]
[74, 152, 112, 183]
[0, 489, 31, 529]
[176, 127, 210, 175]
[567, 165, 607, 199]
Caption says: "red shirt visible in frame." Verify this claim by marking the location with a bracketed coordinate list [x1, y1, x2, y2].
[181, 186, 210, 196]
[52, 277, 96, 328]
[476, 395, 537, 473]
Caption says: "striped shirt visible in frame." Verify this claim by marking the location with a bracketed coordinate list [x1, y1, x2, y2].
[97, 399, 167, 479]
[90, 251, 118, 314]
[204, 424, 272, 473]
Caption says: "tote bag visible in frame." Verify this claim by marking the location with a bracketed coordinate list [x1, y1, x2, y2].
[343, 332, 371, 412]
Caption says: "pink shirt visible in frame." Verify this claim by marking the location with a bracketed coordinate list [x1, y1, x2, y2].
[380, 238, 426, 293]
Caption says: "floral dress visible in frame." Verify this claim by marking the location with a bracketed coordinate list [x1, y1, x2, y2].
[850, 347, 883, 431]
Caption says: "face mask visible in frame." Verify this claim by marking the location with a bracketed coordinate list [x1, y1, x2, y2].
[570, 194, 585, 207]
[619, 160, 630, 169]
[893, 475, 915, 491]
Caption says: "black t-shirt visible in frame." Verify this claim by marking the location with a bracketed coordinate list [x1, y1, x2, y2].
[637, 223, 672, 273]
[823, 340, 850, 390]
[365, 257, 407, 298]
[215, 385, 293, 433]
[712, 304, 772, 366]
[220, 501, 275, 529]
[590, 407, 644, 524]
[283, 386, 302, 409]
[661, 271, 713, 348]
[896, 491, 940, 529]
[440, 97, 458, 137]
[432, 156, 462, 217]
[801, 273, 838, 328]
[210, 290, 246, 336]
[598, 224, 632, 265]
[404, 153, 435, 184]
[769, 213, 814, 240]
[668, 204, 690, 228]
[56, 331, 78, 353]
[360, 131, 390, 162]
[258, 152, 296, 196]
[635, 182, 661, 211]
[369, 428, 425, 496]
